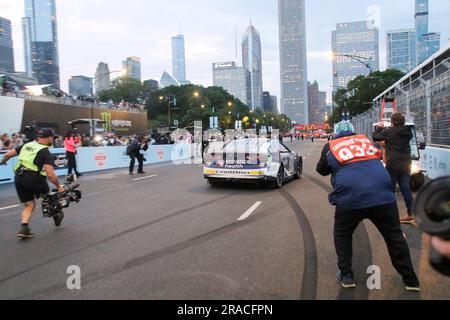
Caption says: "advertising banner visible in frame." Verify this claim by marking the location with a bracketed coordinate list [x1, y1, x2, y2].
[421, 147, 450, 179]
[0, 144, 191, 185]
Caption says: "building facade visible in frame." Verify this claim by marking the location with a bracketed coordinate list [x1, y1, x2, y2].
[278, 0, 308, 124]
[172, 34, 186, 83]
[263, 91, 278, 114]
[213, 62, 250, 106]
[332, 21, 379, 91]
[307, 81, 327, 124]
[386, 29, 417, 73]
[69, 76, 93, 96]
[415, 0, 440, 64]
[242, 23, 263, 110]
[95, 62, 111, 94]
[0, 17, 14, 73]
[22, 0, 60, 88]
[122, 56, 141, 81]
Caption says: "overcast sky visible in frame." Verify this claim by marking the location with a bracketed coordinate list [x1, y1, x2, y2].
[1, 0, 449, 104]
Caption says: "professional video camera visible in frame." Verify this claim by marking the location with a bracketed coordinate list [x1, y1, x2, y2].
[412, 176, 450, 276]
[41, 183, 82, 218]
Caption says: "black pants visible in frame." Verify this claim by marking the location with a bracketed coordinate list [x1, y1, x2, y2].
[334, 202, 419, 285]
[66, 151, 79, 175]
[129, 154, 144, 173]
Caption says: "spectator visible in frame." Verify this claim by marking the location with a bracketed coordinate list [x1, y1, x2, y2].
[64, 131, 82, 178]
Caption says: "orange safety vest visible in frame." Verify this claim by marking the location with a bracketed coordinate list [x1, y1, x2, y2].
[329, 135, 382, 166]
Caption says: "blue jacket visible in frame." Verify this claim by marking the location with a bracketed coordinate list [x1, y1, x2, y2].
[316, 132, 395, 210]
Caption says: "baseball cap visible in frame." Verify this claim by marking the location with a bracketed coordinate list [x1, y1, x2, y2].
[38, 128, 56, 138]
[334, 121, 355, 135]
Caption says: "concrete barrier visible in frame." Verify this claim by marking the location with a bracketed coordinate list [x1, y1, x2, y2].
[0, 144, 193, 185]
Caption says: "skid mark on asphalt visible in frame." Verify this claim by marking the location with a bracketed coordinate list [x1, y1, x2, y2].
[279, 189, 318, 300]
[0, 193, 238, 286]
[12, 212, 270, 300]
[303, 173, 372, 301]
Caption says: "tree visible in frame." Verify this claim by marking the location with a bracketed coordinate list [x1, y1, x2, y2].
[98, 77, 154, 105]
[329, 69, 405, 125]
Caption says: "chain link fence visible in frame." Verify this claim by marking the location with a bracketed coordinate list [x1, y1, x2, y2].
[352, 49, 450, 148]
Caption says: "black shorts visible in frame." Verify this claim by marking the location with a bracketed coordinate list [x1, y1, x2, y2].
[15, 173, 50, 203]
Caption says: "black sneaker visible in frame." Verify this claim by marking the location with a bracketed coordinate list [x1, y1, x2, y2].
[336, 272, 356, 289]
[404, 279, 421, 292]
[53, 212, 64, 227]
[17, 225, 34, 239]
[76, 173, 83, 178]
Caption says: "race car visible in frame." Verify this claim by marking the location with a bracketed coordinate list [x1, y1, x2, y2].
[203, 138, 303, 188]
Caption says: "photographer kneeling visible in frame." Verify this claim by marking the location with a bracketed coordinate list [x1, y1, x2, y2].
[0, 129, 65, 239]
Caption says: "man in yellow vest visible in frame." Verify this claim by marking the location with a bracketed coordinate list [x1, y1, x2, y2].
[0, 129, 65, 239]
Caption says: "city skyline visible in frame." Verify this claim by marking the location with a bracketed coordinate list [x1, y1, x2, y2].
[22, 0, 60, 88]
[1, 0, 449, 109]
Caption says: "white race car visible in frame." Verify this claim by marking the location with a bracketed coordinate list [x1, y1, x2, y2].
[203, 138, 303, 188]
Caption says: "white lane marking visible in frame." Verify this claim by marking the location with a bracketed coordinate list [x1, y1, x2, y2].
[0, 204, 20, 211]
[132, 174, 158, 181]
[238, 201, 262, 222]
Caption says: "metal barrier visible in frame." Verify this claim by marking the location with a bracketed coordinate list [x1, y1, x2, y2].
[352, 44, 450, 148]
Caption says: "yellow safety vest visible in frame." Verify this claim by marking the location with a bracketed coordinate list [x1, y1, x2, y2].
[14, 141, 49, 176]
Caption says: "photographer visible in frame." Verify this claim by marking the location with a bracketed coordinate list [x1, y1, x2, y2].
[373, 113, 415, 224]
[0, 129, 65, 239]
[127, 136, 148, 175]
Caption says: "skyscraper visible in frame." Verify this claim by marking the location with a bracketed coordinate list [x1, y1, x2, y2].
[415, 0, 440, 64]
[278, 0, 308, 124]
[172, 34, 187, 83]
[0, 17, 14, 72]
[22, 0, 60, 88]
[307, 81, 327, 124]
[213, 62, 250, 106]
[242, 23, 263, 111]
[95, 62, 111, 94]
[332, 21, 379, 90]
[122, 56, 141, 81]
[386, 29, 417, 73]
[69, 76, 93, 96]
[263, 91, 278, 114]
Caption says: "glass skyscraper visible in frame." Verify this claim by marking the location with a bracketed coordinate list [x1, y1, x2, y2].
[415, 0, 440, 64]
[332, 21, 379, 90]
[386, 29, 417, 73]
[22, 0, 60, 88]
[0, 17, 14, 72]
[95, 62, 111, 94]
[242, 23, 263, 111]
[278, 0, 308, 124]
[122, 56, 141, 81]
[213, 61, 250, 106]
[172, 34, 186, 83]
[69, 75, 93, 96]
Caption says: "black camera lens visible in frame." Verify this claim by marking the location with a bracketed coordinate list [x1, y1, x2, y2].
[413, 177, 450, 238]
[426, 190, 450, 223]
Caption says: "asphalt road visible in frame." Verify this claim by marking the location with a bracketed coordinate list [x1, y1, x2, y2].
[0, 140, 449, 300]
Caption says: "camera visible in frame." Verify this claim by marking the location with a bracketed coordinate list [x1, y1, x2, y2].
[412, 176, 450, 276]
[42, 183, 82, 218]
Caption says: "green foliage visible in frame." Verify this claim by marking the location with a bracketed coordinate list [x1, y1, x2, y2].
[148, 84, 293, 132]
[98, 77, 155, 104]
[328, 69, 405, 126]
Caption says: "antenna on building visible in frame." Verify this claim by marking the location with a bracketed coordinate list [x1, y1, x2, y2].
[179, 20, 182, 35]
[235, 25, 238, 61]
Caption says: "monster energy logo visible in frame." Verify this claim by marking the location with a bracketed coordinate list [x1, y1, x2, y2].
[101, 112, 112, 132]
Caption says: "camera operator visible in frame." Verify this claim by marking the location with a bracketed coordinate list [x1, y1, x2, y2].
[0, 129, 65, 239]
[127, 136, 148, 175]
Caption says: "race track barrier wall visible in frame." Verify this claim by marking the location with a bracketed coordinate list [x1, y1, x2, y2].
[0, 144, 192, 185]
[421, 146, 450, 180]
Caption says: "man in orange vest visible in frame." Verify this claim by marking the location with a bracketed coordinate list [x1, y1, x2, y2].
[316, 121, 420, 292]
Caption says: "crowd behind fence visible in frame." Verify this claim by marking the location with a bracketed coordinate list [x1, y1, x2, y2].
[352, 56, 450, 148]
[0, 88, 146, 114]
